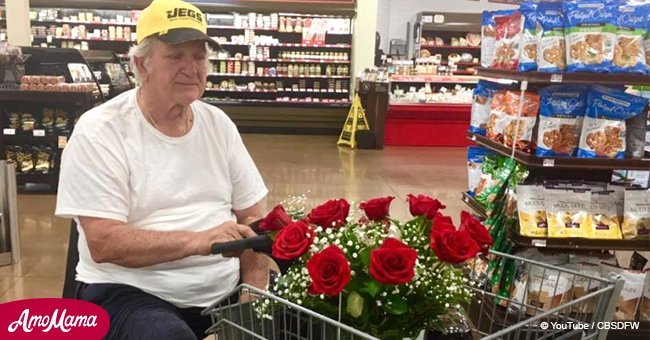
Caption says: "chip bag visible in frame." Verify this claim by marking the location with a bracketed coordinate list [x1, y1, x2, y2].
[492, 10, 524, 70]
[622, 188, 650, 240]
[536, 85, 588, 157]
[537, 1, 566, 73]
[502, 91, 541, 152]
[516, 184, 547, 238]
[470, 80, 503, 136]
[519, 1, 540, 72]
[590, 190, 623, 239]
[545, 187, 592, 238]
[563, 0, 618, 73]
[613, 4, 649, 74]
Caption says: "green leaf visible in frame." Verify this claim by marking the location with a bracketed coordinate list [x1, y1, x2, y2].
[359, 246, 373, 267]
[382, 295, 408, 315]
[364, 280, 381, 298]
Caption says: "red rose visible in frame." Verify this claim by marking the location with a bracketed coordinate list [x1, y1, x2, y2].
[359, 196, 394, 221]
[431, 216, 455, 237]
[306, 199, 350, 229]
[258, 204, 292, 232]
[272, 220, 314, 260]
[433, 213, 454, 228]
[406, 194, 446, 219]
[430, 229, 480, 264]
[459, 211, 493, 255]
[370, 238, 418, 285]
[307, 245, 351, 296]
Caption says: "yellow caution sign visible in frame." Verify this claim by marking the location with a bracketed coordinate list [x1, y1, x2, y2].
[337, 94, 370, 149]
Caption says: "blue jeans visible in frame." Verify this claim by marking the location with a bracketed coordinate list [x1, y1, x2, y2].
[76, 282, 228, 340]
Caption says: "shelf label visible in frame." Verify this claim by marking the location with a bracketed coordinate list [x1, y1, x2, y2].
[542, 159, 555, 167]
[33, 129, 46, 137]
[531, 239, 547, 248]
[422, 15, 433, 23]
[47, 35, 53, 43]
[434, 15, 445, 24]
[550, 74, 563, 83]
[58, 136, 68, 149]
[3, 128, 15, 135]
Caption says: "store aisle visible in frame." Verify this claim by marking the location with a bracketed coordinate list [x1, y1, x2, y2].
[0, 134, 468, 302]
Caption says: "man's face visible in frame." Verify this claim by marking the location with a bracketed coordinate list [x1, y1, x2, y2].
[143, 39, 207, 105]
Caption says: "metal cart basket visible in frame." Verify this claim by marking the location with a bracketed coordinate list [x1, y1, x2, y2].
[202, 250, 624, 340]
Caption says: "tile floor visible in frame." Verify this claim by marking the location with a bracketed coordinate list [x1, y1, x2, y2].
[0, 134, 469, 302]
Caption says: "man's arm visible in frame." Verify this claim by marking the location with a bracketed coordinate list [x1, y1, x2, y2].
[233, 201, 264, 226]
[79, 216, 256, 268]
[233, 202, 275, 290]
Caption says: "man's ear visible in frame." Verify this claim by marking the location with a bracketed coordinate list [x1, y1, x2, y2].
[134, 56, 149, 81]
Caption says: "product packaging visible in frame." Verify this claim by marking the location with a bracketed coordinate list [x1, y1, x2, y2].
[519, 2, 539, 72]
[536, 85, 588, 157]
[590, 190, 623, 239]
[545, 187, 592, 238]
[622, 188, 650, 239]
[468, 146, 495, 195]
[492, 10, 525, 70]
[578, 86, 648, 159]
[502, 91, 541, 152]
[563, 0, 618, 73]
[537, 1, 565, 72]
[613, 4, 649, 74]
[516, 184, 547, 237]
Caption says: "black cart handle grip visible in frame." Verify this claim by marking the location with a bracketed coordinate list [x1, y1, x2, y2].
[211, 235, 273, 255]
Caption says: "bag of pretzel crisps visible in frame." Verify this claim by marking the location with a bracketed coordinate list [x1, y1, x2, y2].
[536, 85, 588, 157]
[502, 91, 541, 153]
[492, 10, 524, 70]
[537, 1, 565, 73]
[600, 263, 645, 321]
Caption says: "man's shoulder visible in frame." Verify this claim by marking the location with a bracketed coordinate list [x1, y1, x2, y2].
[193, 100, 237, 131]
[74, 90, 136, 136]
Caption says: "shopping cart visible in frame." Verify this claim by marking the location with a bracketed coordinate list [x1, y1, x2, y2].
[201, 250, 624, 340]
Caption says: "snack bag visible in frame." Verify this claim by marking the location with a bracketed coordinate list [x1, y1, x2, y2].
[578, 86, 648, 159]
[492, 10, 524, 70]
[622, 188, 650, 240]
[481, 11, 498, 69]
[563, 0, 618, 73]
[470, 80, 501, 136]
[486, 91, 509, 143]
[519, 2, 539, 72]
[613, 4, 649, 74]
[468, 146, 495, 195]
[536, 85, 588, 157]
[600, 264, 645, 321]
[526, 264, 573, 316]
[502, 91, 541, 152]
[516, 184, 547, 237]
[590, 190, 623, 239]
[607, 183, 626, 221]
[537, 2, 565, 73]
[641, 270, 650, 321]
[545, 187, 592, 238]
[565, 261, 600, 313]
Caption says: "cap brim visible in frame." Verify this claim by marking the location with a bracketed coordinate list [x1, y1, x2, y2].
[156, 28, 221, 50]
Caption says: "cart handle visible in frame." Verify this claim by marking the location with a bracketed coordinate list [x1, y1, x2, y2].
[210, 235, 273, 255]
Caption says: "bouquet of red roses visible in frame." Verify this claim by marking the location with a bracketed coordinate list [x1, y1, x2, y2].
[256, 194, 493, 339]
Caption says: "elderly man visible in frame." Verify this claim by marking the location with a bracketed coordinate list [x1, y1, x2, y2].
[55, 0, 269, 338]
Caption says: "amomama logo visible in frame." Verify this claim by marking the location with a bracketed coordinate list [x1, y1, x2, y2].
[0, 298, 109, 339]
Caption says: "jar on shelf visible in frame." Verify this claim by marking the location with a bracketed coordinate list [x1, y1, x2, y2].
[234, 61, 241, 74]
[298, 64, 304, 76]
[325, 65, 332, 76]
[316, 65, 322, 75]
[287, 64, 294, 76]
[248, 62, 255, 75]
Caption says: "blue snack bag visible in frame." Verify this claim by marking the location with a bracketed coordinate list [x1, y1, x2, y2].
[536, 85, 588, 157]
[612, 4, 649, 74]
[481, 11, 498, 69]
[578, 86, 649, 159]
[467, 146, 495, 195]
[470, 80, 504, 136]
[519, 1, 540, 72]
[563, 0, 618, 73]
[537, 2, 565, 72]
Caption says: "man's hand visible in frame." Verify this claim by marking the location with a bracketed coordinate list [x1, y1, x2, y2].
[197, 221, 257, 257]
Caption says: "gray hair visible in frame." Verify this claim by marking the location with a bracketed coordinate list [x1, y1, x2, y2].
[127, 37, 155, 84]
[127, 37, 213, 84]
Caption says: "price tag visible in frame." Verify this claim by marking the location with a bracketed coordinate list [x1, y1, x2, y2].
[440, 86, 448, 94]
[542, 159, 555, 167]
[434, 15, 445, 24]
[33, 129, 46, 137]
[550, 74, 563, 83]
[531, 239, 547, 248]
[0, 33, 6, 41]
[58, 136, 68, 149]
[422, 15, 433, 23]
[454, 84, 462, 91]
[3, 128, 15, 135]
[47, 35, 53, 43]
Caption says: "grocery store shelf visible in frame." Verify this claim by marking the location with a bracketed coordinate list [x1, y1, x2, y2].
[0, 90, 95, 104]
[510, 231, 650, 251]
[468, 131, 650, 171]
[421, 45, 481, 50]
[206, 88, 348, 94]
[477, 68, 650, 86]
[389, 75, 479, 84]
[440, 61, 481, 67]
[461, 191, 487, 219]
[2, 134, 62, 144]
[218, 42, 351, 48]
[208, 25, 278, 31]
[31, 19, 136, 26]
[33, 35, 133, 42]
[207, 73, 349, 79]
[203, 98, 350, 107]
[16, 173, 59, 186]
[209, 57, 350, 64]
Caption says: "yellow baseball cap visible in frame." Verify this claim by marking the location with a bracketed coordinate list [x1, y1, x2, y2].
[136, 0, 220, 49]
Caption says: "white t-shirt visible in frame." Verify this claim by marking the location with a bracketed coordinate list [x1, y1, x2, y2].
[55, 89, 268, 308]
